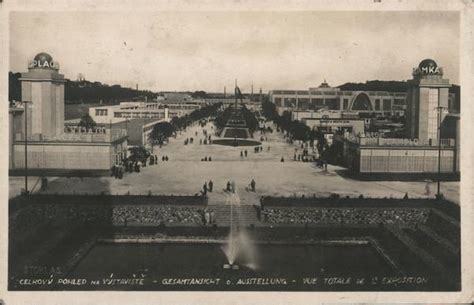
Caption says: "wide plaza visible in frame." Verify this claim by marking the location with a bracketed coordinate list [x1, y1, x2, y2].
[9, 120, 460, 205]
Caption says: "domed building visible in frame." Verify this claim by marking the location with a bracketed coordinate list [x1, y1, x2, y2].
[9, 53, 128, 173]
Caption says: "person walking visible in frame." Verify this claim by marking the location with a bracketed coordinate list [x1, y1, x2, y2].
[226, 181, 231, 192]
[250, 179, 256, 192]
[244, 150, 248, 157]
[203, 182, 208, 196]
[208, 180, 213, 192]
[424, 180, 432, 196]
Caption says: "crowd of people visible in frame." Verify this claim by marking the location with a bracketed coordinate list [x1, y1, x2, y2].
[111, 154, 168, 178]
[261, 207, 431, 226]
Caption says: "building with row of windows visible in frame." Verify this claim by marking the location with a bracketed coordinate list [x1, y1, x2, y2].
[339, 59, 460, 174]
[269, 79, 457, 117]
[88, 100, 200, 124]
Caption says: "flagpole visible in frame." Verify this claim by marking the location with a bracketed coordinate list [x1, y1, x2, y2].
[234, 79, 237, 108]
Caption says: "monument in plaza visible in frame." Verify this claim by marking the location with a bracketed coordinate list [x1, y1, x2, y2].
[213, 85, 261, 147]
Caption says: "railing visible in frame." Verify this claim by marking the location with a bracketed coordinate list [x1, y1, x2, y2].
[16, 128, 128, 143]
[356, 137, 455, 147]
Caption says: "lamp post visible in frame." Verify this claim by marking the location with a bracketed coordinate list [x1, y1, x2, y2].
[20, 101, 32, 195]
[434, 106, 448, 199]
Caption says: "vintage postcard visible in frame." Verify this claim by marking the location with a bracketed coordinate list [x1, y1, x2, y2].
[0, 0, 472, 304]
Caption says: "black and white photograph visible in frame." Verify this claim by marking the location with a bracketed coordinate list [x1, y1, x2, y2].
[1, 0, 473, 303]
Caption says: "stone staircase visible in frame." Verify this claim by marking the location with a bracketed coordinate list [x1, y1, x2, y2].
[208, 204, 260, 227]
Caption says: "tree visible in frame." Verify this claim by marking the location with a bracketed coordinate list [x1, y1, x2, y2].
[149, 122, 175, 148]
[191, 91, 208, 99]
[261, 101, 277, 120]
[78, 114, 97, 130]
[128, 145, 150, 163]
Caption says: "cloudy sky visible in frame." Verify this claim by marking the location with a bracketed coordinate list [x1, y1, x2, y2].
[9, 11, 459, 92]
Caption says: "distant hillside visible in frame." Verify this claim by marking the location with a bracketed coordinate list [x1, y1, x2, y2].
[337, 80, 410, 92]
[9, 71, 157, 104]
[338, 80, 459, 95]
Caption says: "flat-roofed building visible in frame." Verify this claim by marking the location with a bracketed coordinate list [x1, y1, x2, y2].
[9, 52, 128, 172]
[89, 101, 200, 124]
[269, 79, 456, 118]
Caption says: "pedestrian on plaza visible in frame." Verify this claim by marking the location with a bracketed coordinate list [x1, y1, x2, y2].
[208, 156, 212, 161]
[250, 179, 256, 192]
[165, 156, 169, 161]
[240, 151, 243, 158]
[155, 155, 158, 163]
[231, 181, 236, 193]
[162, 156, 165, 162]
[118, 165, 123, 179]
[226, 181, 231, 192]
[208, 180, 213, 192]
[281, 157, 285, 162]
[260, 146, 263, 152]
[425, 180, 431, 196]
[245, 150, 248, 157]
[204, 156, 208, 161]
[294, 154, 297, 161]
[203, 182, 207, 196]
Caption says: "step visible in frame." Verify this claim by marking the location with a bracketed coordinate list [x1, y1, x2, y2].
[207, 205, 260, 226]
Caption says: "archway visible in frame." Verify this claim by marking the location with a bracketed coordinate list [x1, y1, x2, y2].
[351, 92, 373, 111]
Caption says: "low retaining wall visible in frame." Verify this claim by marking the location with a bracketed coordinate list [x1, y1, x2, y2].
[262, 207, 430, 226]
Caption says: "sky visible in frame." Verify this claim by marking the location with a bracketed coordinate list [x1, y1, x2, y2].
[9, 11, 460, 92]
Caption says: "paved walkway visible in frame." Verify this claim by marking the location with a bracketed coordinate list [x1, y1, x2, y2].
[9, 121, 460, 204]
